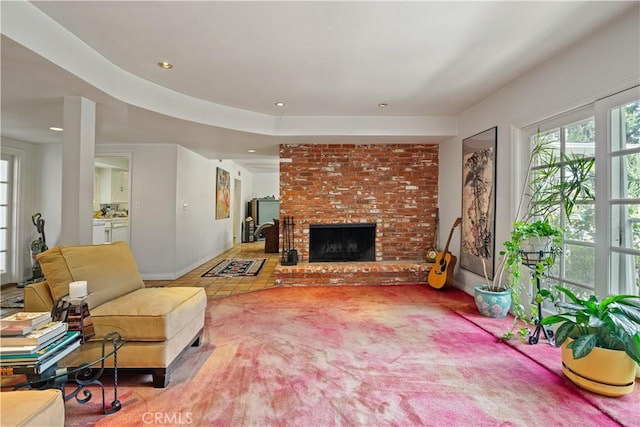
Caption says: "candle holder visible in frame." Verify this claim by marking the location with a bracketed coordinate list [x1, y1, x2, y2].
[53, 296, 96, 343]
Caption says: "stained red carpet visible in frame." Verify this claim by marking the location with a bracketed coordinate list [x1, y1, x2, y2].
[65, 285, 639, 426]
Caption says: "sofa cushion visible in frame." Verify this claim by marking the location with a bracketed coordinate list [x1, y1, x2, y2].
[89, 287, 206, 341]
[37, 241, 144, 309]
[0, 390, 65, 426]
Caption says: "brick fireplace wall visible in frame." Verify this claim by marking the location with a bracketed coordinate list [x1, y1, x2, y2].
[279, 144, 439, 263]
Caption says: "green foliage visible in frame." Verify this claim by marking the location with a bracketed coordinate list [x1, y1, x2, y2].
[526, 139, 595, 224]
[541, 286, 640, 364]
[490, 132, 594, 342]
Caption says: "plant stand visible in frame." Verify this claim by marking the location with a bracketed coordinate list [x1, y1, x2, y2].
[521, 250, 556, 345]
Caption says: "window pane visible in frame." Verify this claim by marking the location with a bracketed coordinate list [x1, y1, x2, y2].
[0, 252, 5, 274]
[565, 118, 595, 155]
[565, 204, 595, 242]
[564, 243, 595, 288]
[610, 252, 640, 295]
[611, 152, 640, 199]
[0, 183, 6, 205]
[0, 206, 6, 228]
[0, 160, 7, 182]
[532, 129, 560, 168]
[611, 101, 640, 152]
[611, 204, 640, 250]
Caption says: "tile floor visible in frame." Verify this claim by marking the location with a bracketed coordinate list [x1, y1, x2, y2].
[0, 241, 279, 310]
[145, 241, 279, 299]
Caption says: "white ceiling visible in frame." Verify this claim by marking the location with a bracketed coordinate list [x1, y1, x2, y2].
[1, 1, 635, 173]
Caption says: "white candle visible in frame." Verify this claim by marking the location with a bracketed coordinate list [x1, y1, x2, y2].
[69, 281, 88, 298]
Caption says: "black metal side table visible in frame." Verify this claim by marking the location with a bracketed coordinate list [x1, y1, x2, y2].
[521, 250, 557, 345]
[13, 332, 125, 415]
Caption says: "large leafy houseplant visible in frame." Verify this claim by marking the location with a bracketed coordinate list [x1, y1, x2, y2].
[478, 132, 594, 340]
[539, 286, 640, 396]
[540, 286, 640, 364]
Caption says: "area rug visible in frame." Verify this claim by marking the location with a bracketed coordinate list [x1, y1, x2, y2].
[0, 295, 24, 308]
[201, 258, 266, 277]
[64, 285, 638, 427]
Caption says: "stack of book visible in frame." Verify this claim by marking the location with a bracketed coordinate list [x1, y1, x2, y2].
[0, 312, 52, 337]
[0, 312, 81, 375]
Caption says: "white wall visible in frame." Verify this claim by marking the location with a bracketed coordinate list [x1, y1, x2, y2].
[251, 172, 279, 199]
[96, 144, 254, 279]
[0, 141, 256, 282]
[440, 8, 640, 295]
[174, 149, 252, 278]
[96, 144, 178, 278]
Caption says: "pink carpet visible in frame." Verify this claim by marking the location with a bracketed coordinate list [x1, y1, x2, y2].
[64, 285, 639, 426]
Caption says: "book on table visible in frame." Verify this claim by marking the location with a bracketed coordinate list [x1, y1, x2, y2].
[0, 321, 51, 337]
[0, 331, 69, 355]
[0, 321, 67, 347]
[0, 334, 82, 375]
[0, 312, 51, 329]
[0, 331, 81, 365]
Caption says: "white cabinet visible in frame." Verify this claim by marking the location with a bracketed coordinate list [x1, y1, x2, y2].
[92, 221, 105, 244]
[110, 220, 129, 244]
[111, 171, 129, 203]
[94, 168, 129, 204]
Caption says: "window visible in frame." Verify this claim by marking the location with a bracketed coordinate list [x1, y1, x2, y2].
[525, 108, 596, 299]
[607, 96, 640, 295]
[0, 153, 13, 285]
[525, 86, 640, 299]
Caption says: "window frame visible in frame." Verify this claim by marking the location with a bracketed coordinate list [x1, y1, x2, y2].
[522, 86, 640, 300]
[523, 106, 597, 295]
[595, 86, 640, 296]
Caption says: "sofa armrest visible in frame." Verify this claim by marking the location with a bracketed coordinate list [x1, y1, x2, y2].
[24, 280, 54, 312]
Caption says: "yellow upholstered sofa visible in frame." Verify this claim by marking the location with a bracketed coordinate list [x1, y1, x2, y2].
[24, 241, 207, 388]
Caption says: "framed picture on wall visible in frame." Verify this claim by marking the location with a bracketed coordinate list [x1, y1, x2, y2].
[216, 167, 230, 219]
[460, 127, 497, 279]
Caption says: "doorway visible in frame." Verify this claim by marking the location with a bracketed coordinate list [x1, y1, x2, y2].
[94, 156, 131, 245]
[233, 178, 242, 244]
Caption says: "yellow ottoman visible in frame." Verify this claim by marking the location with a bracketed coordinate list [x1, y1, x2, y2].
[0, 390, 64, 426]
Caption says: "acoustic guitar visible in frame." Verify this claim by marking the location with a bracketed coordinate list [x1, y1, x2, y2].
[427, 217, 461, 290]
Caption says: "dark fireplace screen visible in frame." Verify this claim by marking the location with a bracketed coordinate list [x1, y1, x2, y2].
[309, 223, 376, 262]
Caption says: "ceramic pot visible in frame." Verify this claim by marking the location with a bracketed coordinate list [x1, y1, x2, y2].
[561, 338, 637, 397]
[474, 285, 511, 318]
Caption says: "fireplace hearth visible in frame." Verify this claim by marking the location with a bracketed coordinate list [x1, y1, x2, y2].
[309, 223, 376, 262]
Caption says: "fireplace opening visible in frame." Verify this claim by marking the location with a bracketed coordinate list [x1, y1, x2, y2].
[309, 223, 376, 262]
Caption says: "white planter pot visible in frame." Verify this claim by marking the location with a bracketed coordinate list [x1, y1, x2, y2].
[520, 236, 552, 253]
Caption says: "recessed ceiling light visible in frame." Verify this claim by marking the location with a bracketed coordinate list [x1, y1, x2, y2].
[378, 103, 388, 108]
[157, 61, 173, 69]
[275, 102, 285, 107]
[49, 126, 63, 132]
[247, 149, 256, 153]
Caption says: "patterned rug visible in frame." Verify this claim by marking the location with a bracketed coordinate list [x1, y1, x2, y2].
[201, 258, 266, 277]
[0, 295, 24, 308]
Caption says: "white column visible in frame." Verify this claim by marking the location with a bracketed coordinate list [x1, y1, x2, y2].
[60, 96, 95, 245]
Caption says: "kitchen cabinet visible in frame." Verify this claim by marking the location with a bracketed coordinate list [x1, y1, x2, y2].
[92, 220, 105, 244]
[110, 220, 129, 244]
[94, 168, 129, 204]
[111, 171, 129, 203]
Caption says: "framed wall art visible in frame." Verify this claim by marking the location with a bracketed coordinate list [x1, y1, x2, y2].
[216, 167, 231, 219]
[460, 127, 497, 279]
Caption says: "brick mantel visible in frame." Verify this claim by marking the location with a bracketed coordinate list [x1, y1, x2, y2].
[279, 144, 439, 263]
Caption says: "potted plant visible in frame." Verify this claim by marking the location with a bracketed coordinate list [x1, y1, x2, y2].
[474, 132, 594, 340]
[540, 286, 640, 396]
